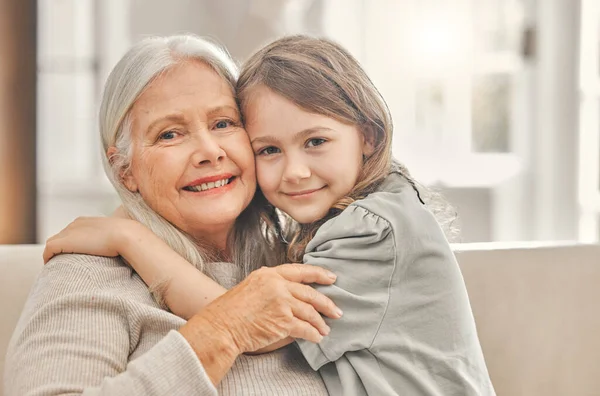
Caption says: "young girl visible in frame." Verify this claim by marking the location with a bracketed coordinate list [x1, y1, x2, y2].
[45, 35, 495, 395]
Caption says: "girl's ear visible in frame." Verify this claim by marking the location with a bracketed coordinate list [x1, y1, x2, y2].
[361, 125, 376, 157]
[107, 146, 138, 192]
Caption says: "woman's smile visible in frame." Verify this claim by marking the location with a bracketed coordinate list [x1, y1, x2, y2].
[182, 176, 237, 196]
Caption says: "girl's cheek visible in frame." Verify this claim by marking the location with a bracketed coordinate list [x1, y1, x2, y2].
[257, 168, 277, 192]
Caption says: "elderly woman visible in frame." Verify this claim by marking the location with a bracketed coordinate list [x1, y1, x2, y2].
[4, 35, 339, 395]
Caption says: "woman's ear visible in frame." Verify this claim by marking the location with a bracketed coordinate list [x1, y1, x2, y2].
[107, 146, 138, 192]
[361, 126, 376, 157]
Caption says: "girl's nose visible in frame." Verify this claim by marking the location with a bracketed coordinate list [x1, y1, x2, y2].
[282, 157, 311, 184]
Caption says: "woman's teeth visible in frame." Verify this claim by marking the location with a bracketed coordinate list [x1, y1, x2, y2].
[185, 178, 231, 192]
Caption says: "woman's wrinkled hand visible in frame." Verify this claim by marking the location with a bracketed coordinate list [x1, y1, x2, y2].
[182, 264, 342, 354]
[43, 216, 138, 264]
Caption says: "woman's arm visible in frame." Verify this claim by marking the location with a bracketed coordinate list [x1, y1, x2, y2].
[6, 257, 340, 394]
[5, 255, 223, 395]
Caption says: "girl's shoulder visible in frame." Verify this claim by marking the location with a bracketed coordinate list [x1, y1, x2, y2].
[349, 173, 446, 242]
[307, 174, 415, 249]
[308, 174, 446, 251]
[353, 174, 425, 222]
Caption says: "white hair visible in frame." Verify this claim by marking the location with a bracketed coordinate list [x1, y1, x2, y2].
[99, 34, 274, 277]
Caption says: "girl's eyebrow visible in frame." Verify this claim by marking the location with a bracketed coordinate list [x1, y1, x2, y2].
[251, 127, 333, 145]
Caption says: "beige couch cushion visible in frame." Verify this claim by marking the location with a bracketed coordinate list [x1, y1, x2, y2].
[455, 243, 600, 396]
[0, 244, 44, 391]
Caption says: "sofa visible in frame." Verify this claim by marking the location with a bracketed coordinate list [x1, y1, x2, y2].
[1, 242, 599, 395]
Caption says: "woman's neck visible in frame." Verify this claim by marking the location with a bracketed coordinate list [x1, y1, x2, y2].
[192, 224, 233, 260]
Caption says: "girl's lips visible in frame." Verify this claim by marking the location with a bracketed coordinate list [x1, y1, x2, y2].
[284, 186, 325, 198]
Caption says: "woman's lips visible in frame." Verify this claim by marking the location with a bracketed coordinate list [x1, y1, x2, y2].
[182, 176, 237, 196]
[184, 173, 234, 188]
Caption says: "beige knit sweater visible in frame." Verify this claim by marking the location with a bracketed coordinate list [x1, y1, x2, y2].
[4, 254, 328, 395]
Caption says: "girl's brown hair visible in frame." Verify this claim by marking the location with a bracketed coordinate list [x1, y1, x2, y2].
[238, 35, 453, 262]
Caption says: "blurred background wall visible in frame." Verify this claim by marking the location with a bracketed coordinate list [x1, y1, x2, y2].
[0, 0, 36, 243]
[1, 0, 598, 245]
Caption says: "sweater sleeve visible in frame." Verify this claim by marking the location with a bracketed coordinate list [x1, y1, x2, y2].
[295, 205, 397, 370]
[3, 255, 217, 396]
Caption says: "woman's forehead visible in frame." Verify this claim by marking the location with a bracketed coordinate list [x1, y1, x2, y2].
[131, 61, 237, 121]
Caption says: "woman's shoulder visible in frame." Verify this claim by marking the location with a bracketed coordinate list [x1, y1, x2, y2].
[41, 254, 140, 295]
[20, 254, 155, 329]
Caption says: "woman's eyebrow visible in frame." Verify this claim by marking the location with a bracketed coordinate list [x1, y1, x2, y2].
[146, 113, 185, 134]
[206, 105, 241, 119]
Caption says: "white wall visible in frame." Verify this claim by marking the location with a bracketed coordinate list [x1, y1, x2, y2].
[36, 0, 587, 245]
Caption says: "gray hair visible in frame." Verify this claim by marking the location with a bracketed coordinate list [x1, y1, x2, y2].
[99, 34, 275, 278]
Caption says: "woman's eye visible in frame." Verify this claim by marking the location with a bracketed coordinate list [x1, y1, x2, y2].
[215, 120, 232, 129]
[306, 138, 326, 148]
[159, 131, 177, 140]
[258, 146, 281, 156]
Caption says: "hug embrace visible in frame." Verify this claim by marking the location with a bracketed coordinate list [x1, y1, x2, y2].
[5, 34, 495, 395]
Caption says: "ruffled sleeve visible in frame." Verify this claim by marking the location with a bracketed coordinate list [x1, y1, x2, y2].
[296, 205, 396, 370]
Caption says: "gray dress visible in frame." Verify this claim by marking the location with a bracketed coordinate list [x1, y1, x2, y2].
[296, 173, 496, 396]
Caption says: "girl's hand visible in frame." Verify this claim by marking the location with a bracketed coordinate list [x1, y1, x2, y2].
[43, 217, 137, 263]
[182, 263, 343, 354]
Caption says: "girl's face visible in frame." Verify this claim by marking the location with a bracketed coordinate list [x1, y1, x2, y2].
[245, 86, 373, 224]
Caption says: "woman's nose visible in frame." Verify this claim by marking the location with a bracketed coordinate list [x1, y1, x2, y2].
[282, 157, 311, 184]
[191, 132, 226, 166]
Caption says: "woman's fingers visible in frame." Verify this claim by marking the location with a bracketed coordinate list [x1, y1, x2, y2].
[275, 263, 337, 285]
[288, 282, 342, 319]
[289, 317, 323, 344]
[198, 264, 342, 353]
[291, 299, 330, 336]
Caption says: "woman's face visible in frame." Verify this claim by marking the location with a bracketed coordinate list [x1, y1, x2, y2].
[122, 60, 256, 248]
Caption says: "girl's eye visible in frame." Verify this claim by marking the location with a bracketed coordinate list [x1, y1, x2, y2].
[215, 120, 232, 129]
[159, 130, 177, 140]
[306, 138, 326, 148]
[258, 146, 281, 156]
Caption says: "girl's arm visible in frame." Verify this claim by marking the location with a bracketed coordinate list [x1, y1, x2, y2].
[44, 216, 226, 320]
[120, 225, 295, 352]
[43, 215, 295, 353]
[118, 221, 227, 319]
